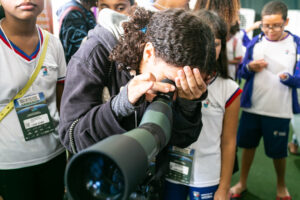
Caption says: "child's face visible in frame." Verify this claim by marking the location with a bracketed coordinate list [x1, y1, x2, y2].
[98, 0, 131, 15]
[0, 0, 44, 20]
[261, 14, 288, 41]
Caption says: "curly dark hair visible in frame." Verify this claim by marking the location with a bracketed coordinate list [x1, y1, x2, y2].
[110, 7, 216, 75]
[195, 10, 229, 78]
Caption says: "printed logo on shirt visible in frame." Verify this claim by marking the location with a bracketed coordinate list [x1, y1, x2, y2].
[203, 99, 210, 108]
[41, 66, 48, 76]
[202, 99, 220, 109]
[285, 50, 290, 55]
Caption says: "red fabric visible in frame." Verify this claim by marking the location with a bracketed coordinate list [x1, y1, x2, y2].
[276, 196, 292, 200]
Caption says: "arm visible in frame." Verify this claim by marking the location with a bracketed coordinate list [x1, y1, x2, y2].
[58, 42, 127, 153]
[239, 50, 267, 80]
[59, 41, 177, 153]
[214, 94, 241, 200]
[59, 10, 90, 63]
[170, 97, 203, 148]
[56, 83, 64, 113]
[245, 21, 261, 34]
[238, 47, 255, 79]
[169, 66, 207, 147]
[279, 72, 300, 88]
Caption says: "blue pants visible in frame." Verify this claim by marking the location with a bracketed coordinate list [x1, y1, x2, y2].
[164, 181, 218, 200]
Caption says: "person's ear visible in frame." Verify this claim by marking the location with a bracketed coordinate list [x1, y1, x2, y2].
[142, 42, 155, 63]
[284, 17, 289, 26]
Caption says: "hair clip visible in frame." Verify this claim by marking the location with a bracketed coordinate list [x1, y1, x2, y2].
[140, 27, 147, 34]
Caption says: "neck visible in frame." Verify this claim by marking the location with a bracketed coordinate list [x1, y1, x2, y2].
[1, 15, 37, 37]
[278, 31, 288, 41]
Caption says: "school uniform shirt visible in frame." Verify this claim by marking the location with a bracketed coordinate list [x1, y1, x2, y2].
[189, 77, 242, 187]
[227, 32, 244, 79]
[0, 28, 66, 169]
[243, 34, 296, 119]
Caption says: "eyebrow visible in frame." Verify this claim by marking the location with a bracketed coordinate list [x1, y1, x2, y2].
[99, 3, 127, 7]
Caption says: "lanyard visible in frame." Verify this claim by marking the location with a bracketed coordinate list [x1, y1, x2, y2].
[0, 30, 50, 122]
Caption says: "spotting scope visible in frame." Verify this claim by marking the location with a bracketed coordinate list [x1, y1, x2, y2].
[65, 80, 174, 200]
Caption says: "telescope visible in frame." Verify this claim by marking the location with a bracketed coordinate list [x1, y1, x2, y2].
[65, 80, 174, 200]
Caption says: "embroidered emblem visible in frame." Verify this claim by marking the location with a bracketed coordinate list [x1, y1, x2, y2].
[203, 100, 210, 108]
[41, 66, 48, 76]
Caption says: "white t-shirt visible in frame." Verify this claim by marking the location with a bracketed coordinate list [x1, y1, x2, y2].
[227, 32, 244, 79]
[0, 27, 66, 169]
[189, 77, 241, 187]
[244, 34, 296, 119]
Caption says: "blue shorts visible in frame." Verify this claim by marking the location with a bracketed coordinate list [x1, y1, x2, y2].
[237, 111, 290, 159]
[164, 181, 218, 200]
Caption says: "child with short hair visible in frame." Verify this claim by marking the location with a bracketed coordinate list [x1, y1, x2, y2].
[0, 0, 67, 199]
[231, 1, 300, 199]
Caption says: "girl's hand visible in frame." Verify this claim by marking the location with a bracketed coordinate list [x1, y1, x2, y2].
[175, 66, 208, 100]
[127, 72, 176, 104]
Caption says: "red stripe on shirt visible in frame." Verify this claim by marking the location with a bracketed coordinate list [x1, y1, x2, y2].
[57, 80, 65, 84]
[225, 88, 242, 108]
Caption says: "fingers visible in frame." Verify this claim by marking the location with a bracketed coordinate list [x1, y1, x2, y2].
[249, 59, 268, 72]
[193, 68, 207, 93]
[128, 73, 176, 104]
[279, 73, 288, 80]
[151, 81, 176, 93]
[176, 66, 207, 100]
[128, 73, 155, 104]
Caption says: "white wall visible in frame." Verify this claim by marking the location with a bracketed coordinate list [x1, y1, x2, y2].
[286, 10, 300, 36]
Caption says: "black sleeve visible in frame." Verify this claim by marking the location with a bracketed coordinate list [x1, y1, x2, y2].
[58, 40, 127, 153]
[169, 92, 207, 148]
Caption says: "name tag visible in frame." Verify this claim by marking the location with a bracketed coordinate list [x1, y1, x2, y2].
[165, 146, 195, 184]
[14, 92, 55, 141]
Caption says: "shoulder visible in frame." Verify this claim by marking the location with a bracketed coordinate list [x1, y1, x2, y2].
[211, 77, 240, 99]
[212, 77, 239, 89]
[289, 32, 300, 45]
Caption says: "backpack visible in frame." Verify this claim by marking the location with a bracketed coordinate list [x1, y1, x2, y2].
[58, 5, 85, 32]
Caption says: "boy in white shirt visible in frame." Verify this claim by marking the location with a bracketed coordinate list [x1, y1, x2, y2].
[231, 1, 300, 199]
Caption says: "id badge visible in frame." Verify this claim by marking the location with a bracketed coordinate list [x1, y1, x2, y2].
[14, 92, 55, 141]
[165, 146, 195, 184]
